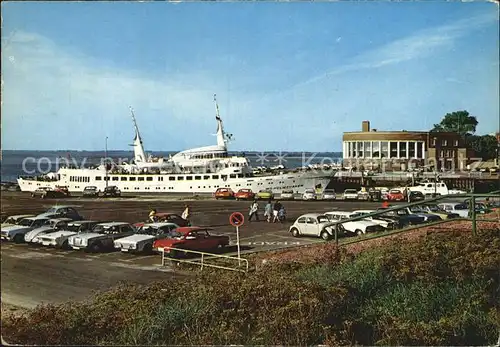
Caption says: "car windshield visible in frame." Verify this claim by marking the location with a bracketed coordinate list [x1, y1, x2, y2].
[283, 190, 293, 193]
[345, 189, 357, 194]
[454, 204, 468, 210]
[66, 224, 82, 232]
[390, 190, 401, 194]
[46, 208, 57, 214]
[139, 226, 164, 235]
[85, 187, 96, 191]
[305, 190, 314, 193]
[324, 190, 335, 193]
[19, 219, 35, 226]
[409, 207, 425, 212]
[4, 217, 16, 224]
[168, 231, 184, 239]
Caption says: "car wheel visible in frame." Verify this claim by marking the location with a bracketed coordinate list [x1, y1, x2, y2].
[89, 242, 102, 253]
[291, 228, 300, 237]
[355, 229, 363, 236]
[320, 230, 330, 240]
[142, 243, 153, 254]
[13, 234, 24, 244]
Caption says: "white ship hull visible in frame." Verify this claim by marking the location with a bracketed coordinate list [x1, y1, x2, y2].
[17, 168, 333, 195]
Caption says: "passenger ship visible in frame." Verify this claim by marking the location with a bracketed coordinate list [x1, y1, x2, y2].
[17, 96, 334, 194]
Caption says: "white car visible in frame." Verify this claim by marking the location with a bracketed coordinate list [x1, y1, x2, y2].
[68, 222, 136, 252]
[114, 222, 179, 253]
[37, 220, 101, 249]
[350, 210, 398, 229]
[437, 202, 470, 218]
[280, 190, 295, 200]
[342, 189, 359, 201]
[1, 214, 36, 228]
[302, 189, 317, 201]
[325, 211, 384, 235]
[289, 213, 341, 240]
[1, 216, 51, 243]
[321, 189, 336, 200]
[24, 218, 73, 243]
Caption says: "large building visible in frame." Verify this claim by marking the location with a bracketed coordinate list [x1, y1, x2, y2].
[342, 121, 474, 171]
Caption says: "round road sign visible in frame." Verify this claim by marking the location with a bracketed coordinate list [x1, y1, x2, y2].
[229, 212, 245, 227]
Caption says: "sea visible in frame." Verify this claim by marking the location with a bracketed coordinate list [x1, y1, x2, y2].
[0, 150, 343, 183]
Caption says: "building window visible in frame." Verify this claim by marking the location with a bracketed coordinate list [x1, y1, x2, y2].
[372, 141, 380, 158]
[408, 142, 416, 158]
[454, 140, 459, 147]
[399, 142, 407, 158]
[381, 141, 389, 158]
[442, 140, 448, 146]
[417, 142, 423, 159]
[357, 142, 363, 158]
[390, 142, 398, 158]
[364, 141, 372, 158]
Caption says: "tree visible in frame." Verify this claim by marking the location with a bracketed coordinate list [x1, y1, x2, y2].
[466, 135, 498, 160]
[432, 110, 478, 136]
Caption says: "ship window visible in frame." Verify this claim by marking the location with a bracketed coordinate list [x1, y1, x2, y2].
[212, 175, 219, 179]
[138, 177, 144, 181]
[169, 176, 175, 181]
[121, 177, 127, 181]
[186, 176, 193, 181]
[129, 177, 136, 181]
[238, 174, 244, 178]
[112, 177, 119, 181]
[195, 176, 201, 180]
[230, 174, 236, 178]
[104, 177, 109, 181]
[204, 175, 210, 180]
[146, 177, 153, 181]
[177, 176, 184, 181]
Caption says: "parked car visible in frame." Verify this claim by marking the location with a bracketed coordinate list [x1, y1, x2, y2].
[302, 189, 317, 201]
[256, 190, 274, 200]
[399, 206, 442, 222]
[214, 187, 235, 200]
[437, 202, 470, 218]
[409, 191, 425, 202]
[24, 218, 73, 244]
[321, 189, 336, 200]
[1, 216, 52, 243]
[351, 210, 398, 229]
[37, 220, 101, 249]
[325, 211, 384, 235]
[280, 189, 295, 200]
[357, 189, 370, 201]
[387, 189, 405, 202]
[114, 222, 179, 253]
[368, 189, 382, 202]
[342, 189, 359, 201]
[68, 222, 136, 252]
[154, 212, 190, 227]
[37, 205, 84, 221]
[102, 186, 121, 197]
[83, 186, 99, 198]
[153, 227, 230, 257]
[1, 214, 36, 228]
[289, 213, 342, 240]
[31, 187, 69, 199]
[234, 189, 255, 201]
[376, 207, 426, 227]
[410, 204, 460, 220]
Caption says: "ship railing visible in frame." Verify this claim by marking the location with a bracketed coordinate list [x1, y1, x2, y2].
[160, 247, 249, 273]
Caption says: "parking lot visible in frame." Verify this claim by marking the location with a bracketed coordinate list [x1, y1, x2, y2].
[1, 191, 406, 309]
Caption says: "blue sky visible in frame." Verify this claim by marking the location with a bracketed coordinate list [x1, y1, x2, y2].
[2, 1, 499, 152]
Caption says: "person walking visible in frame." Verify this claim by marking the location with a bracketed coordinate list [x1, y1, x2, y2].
[264, 200, 273, 223]
[272, 201, 282, 223]
[248, 200, 260, 222]
[182, 204, 191, 225]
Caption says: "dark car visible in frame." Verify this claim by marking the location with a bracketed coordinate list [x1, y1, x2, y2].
[376, 207, 426, 228]
[83, 186, 99, 198]
[368, 189, 382, 202]
[409, 191, 425, 202]
[31, 187, 69, 199]
[102, 186, 121, 197]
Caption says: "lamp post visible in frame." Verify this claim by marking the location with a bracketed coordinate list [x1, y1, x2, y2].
[105, 136, 109, 188]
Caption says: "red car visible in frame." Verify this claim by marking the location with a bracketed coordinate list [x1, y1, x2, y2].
[214, 188, 235, 200]
[234, 189, 255, 201]
[152, 227, 230, 257]
[387, 189, 405, 202]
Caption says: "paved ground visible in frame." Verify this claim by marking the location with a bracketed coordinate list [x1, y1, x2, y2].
[1, 191, 399, 309]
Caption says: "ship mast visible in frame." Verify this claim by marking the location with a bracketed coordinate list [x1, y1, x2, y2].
[213, 94, 228, 149]
[129, 106, 147, 163]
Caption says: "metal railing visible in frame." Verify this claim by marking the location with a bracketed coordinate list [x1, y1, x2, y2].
[328, 190, 500, 242]
[160, 247, 249, 273]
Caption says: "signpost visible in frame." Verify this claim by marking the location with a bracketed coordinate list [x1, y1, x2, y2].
[229, 212, 245, 266]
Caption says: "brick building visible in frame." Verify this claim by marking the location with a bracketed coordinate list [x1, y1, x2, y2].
[342, 121, 474, 171]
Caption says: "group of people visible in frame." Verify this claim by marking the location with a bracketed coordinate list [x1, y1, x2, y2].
[248, 199, 286, 223]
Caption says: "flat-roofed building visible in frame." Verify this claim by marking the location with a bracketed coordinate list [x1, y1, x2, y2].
[342, 121, 474, 171]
